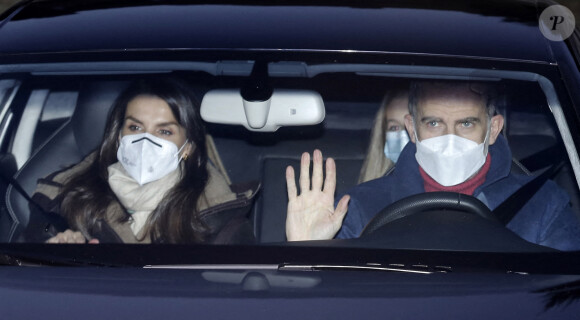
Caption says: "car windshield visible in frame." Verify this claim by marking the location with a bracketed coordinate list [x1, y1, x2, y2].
[1, 59, 579, 251]
[0, 1, 579, 271]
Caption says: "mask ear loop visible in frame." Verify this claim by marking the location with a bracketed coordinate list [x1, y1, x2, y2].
[412, 118, 420, 144]
[177, 139, 189, 162]
[483, 118, 492, 156]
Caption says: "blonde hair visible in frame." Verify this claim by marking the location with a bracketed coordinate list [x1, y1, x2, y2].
[358, 88, 408, 183]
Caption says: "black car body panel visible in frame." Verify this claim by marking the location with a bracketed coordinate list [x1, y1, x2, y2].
[0, 0, 555, 63]
[1, 0, 580, 318]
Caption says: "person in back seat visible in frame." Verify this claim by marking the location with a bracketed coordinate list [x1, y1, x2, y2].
[28, 78, 257, 244]
[358, 86, 409, 183]
[285, 81, 580, 251]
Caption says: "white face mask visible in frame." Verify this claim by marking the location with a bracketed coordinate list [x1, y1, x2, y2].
[117, 133, 187, 185]
[415, 132, 488, 187]
[384, 130, 410, 163]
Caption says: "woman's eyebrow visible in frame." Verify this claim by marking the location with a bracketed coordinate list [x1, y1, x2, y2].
[124, 116, 143, 124]
[156, 121, 180, 127]
[124, 116, 179, 127]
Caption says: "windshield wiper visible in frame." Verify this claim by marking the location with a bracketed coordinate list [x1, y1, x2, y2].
[279, 263, 451, 274]
[144, 264, 280, 270]
[143, 263, 449, 292]
[144, 263, 451, 274]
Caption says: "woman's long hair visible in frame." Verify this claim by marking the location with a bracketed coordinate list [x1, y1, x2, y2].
[358, 86, 408, 183]
[60, 77, 209, 243]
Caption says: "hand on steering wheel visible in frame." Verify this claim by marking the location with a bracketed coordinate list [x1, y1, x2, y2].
[285, 149, 350, 241]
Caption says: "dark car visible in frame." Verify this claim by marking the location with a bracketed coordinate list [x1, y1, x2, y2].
[1, 0, 580, 318]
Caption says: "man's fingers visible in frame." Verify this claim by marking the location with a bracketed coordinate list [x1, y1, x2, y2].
[311, 149, 323, 191]
[299, 152, 311, 193]
[286, 166, 297, 200]
[323, 157, 337, 195]
[334, 195, 350, 221]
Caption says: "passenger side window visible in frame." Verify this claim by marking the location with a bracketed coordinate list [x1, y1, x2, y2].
[0, 79, 21, 152]
[11, 88, 77, 168]
[34, 90, 78, 151]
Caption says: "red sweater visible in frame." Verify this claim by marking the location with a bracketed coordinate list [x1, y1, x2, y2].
[419, 153, 492, 195]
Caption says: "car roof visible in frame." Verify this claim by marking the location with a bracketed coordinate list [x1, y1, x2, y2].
[0, 0, 554, 64]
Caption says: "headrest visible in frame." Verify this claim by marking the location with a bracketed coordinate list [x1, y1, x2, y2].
[71, 81, 129, 156]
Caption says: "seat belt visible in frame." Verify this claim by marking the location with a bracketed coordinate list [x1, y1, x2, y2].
[493, 162, 563, 225]
[519, 145, 564, 172]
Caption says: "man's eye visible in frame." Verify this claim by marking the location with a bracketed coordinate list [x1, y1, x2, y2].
[461, 121, 473, 128]
[427, 121, 438, 127]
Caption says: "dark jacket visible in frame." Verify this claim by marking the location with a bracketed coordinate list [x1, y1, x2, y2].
[336, 135, 580, 251]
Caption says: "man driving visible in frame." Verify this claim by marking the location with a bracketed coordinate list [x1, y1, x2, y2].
[285, 81, 580, 251]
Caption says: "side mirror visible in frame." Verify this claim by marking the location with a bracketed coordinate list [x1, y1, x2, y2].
[200, 89, 325, 132]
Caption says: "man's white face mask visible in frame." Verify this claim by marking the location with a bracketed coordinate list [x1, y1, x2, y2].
[384, 130, 410, 163]
[117, 133, 187, 185]
[415, 125, 490, 187]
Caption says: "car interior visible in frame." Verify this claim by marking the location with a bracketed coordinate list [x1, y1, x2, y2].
[0, 67, 579, 247]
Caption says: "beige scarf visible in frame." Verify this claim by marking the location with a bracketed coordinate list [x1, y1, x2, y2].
[107, 162, 181, 236]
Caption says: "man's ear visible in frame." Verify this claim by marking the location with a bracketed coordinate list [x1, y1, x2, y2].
[488, 114, 504, 145]
[404, 114, 416, 143]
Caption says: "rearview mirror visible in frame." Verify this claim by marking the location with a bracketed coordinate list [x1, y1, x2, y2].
[200, 89, 325, 132]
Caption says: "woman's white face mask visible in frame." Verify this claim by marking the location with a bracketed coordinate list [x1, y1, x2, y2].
[384, 130, 410, 163]
[117, 133, 187, 185]
[414, 127, 490, 187]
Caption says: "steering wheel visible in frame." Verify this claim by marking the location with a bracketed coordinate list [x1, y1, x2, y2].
[360, 192, 498, 236]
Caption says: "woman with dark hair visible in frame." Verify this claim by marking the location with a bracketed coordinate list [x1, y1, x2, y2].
[31, 78, 257, 244]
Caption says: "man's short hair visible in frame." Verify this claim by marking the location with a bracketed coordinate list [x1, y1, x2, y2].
[408, 81, 498, 122]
